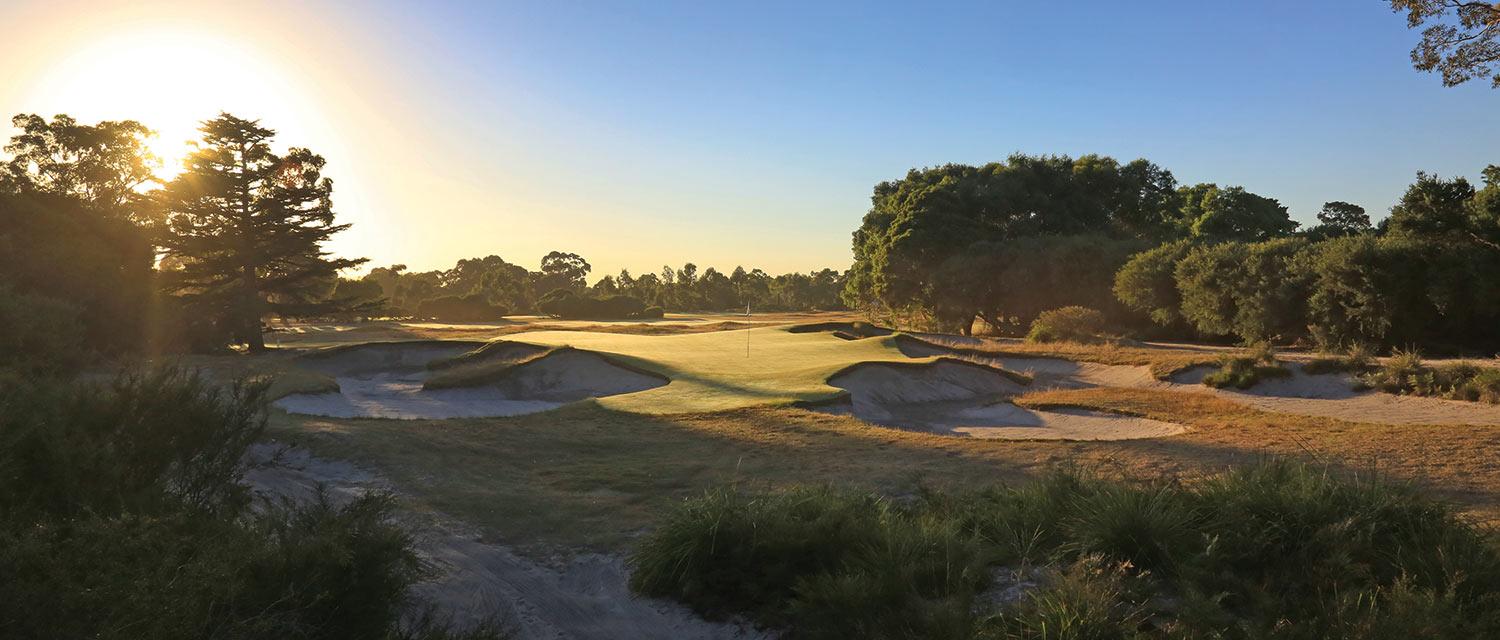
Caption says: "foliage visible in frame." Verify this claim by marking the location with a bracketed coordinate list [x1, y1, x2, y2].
[158, 113, 366, 351]
[635, 461, 1500, 639]
[0, 284, 85, 376]
[1026, 306, 1110, 344]
[1112, 239, 1196, 329]
[1201, 344, 1292, 389]
[1303, 343, 1376, 375]
[1173, 238, 1314, 343]
[1359, 349, 1500, 404]
[844, 154, 1295, 333]
[0, 369, 501, 639]
[415, 293, 508, 322]
[1, 113, 159, 218]
[537, 289, 649, 319]
[1391, 0, 1500, 88]
[0, 191, 155, 357]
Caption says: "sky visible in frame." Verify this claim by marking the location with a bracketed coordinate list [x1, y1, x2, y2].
[2, 0, 1496, 278]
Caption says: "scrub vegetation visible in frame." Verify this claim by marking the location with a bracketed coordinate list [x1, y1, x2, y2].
[631, 462, 1500, 639]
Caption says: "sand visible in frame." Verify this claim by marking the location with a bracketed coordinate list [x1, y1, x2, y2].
[821, 358, 1185, 440]
[1165, 364, 1500, 425]
[275, 342, 667, 420]
[902, 338, 1500, 426]
[243, 443, 762, 640]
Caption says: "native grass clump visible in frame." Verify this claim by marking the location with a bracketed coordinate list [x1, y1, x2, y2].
[632, 462, 1500, 639]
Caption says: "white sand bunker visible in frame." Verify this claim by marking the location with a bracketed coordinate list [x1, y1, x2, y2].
[895, 336, 1154, 389]
[275, 341, 667, 420]
[820, 359, 1184, 440]
[1168, 364, 1500, 425]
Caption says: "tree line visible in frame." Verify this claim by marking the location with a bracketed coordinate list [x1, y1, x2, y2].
[356, 253, 846, 322]
[845, 153, 1500, 353]
[0, 112, 847, 364]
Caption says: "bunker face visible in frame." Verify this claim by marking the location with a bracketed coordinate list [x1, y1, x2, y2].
[275, 342, 667, 420]
[825, 359, 1185, 440]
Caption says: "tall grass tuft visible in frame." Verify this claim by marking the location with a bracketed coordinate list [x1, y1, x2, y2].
[634, 461, 1500, 638]
[1201, 343, 1291, 389]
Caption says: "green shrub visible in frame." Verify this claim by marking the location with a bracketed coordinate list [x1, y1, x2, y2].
[1201, 345, 1291, 389]
[416, 293, 509, 322]
[0, 284, 86, 375]
[1026, 306, 1109, 344]
[1359, 349, 1500, 403]
[635, 461, 1500, 638]
[1114, 239, 1197, 328]
[1304, 343, 1376, 375]
[639, 305, 665, 319]
[0, 370, 503, 639]
[537, 289, 650, 319]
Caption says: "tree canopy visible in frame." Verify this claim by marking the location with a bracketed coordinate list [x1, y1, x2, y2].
[158, 113, 365, 351]
[1392, 0, 1500, 87]
[844, 153, 1295, 333]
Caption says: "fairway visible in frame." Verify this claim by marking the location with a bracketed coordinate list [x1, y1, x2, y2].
[486, 326, 923, 412]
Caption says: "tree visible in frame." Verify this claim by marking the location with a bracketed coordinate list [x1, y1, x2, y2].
[158, 113, 365, 351]
[1316, 201, 1371, 233]
[1113, 239, 1197, 328]
[2, 113, 159, 219]
[1391, 1, 1500, 88]
[843, 153, 1187, 323]
[1388, 172, 1476, 238]
[536, 251, 591, 293]
[1174, 184, 1297, 241]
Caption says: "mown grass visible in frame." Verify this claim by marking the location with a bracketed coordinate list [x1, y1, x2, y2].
[631, 462, 1500, 639]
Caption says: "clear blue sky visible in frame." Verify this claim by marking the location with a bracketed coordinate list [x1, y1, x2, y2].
[6, 0, 1496, 275]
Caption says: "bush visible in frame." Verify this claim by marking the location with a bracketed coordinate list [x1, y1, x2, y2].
[537, 289, 650, 320]
[1113, 239, 1196, 328]
[639, 305, 665, 319]
[0, 192, 155, 358]
[0, 284, 86, 375]
[1173, 238, 1314, 343]
[415, 293, 509, 322]
[1304, 343, 1376, 375]
[0, 370, 501, 639]
[1201, 344, 1292, 389]
[1026, 306, 1109, 344]
[635, 462, 1500, 638]
[1358, 349, 1500, 403]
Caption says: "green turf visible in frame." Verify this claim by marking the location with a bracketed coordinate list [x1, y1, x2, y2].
[472, 327, 935, 413]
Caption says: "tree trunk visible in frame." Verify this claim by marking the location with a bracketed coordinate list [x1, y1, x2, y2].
[242, 265, 266, 353]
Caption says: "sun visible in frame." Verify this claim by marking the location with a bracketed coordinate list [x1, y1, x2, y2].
[20, 27, 323, 183]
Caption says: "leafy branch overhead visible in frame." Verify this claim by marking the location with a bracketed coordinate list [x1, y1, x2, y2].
[1392, 0, 1500, 87]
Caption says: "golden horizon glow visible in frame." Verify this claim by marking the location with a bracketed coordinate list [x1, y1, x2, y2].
[22, 26, 331, 183]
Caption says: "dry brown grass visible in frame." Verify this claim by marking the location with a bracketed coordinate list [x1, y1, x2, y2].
[916, 337, 1220, 379]
[268, 385, 1500, 554]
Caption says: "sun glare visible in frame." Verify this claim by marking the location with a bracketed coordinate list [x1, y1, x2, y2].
[21, 28, 323, 182]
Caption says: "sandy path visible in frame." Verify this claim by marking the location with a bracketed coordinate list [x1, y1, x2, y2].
[243, 444, 763, 640]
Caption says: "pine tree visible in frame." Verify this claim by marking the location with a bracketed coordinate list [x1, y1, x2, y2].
[159, 113, 365, 351]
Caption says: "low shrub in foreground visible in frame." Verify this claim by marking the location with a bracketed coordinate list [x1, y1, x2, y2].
[0, 368, 503, 639]
[1359, 349, 1500, 404]
[632, 462, 1500, 639]
[1025, 306, 1110, 344]
[1201, 343, 1291, 389]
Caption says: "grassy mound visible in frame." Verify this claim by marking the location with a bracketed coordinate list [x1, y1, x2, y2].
[1201, 344, 1291, 389]
[631, 461, 1500, 639]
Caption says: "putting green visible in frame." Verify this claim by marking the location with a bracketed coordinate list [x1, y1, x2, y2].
[495, 327, 930, 413]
